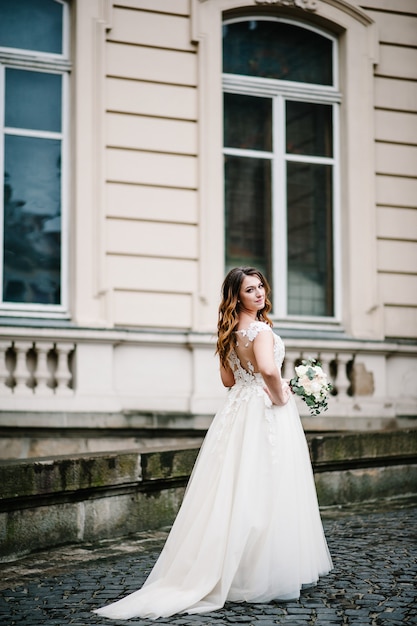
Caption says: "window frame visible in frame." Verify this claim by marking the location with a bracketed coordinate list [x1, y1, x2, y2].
[223, 16, 342, 323]
[0, 0, 70, 318]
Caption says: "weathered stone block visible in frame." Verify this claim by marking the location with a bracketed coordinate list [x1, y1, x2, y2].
[142, 448, 198, 481]
[0, 503, 80, 559]
[309, 429, 417, 466]
[352, 362, 375, 395]
[0, 452, 141, 499]
[81, 487, 187, 542]
[315, 464, 417, 506]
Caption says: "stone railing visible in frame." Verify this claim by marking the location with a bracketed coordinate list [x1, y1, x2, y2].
[282, 350, 354, 398]
[0, 326, 415, 430]
[0, 340, 75, 396]
[0, 339, 354, 399]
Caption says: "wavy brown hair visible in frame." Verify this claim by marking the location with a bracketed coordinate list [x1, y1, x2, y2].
[216, 267, 273, 368]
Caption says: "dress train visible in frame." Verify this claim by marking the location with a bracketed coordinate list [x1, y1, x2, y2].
[94, 328, 333, 620]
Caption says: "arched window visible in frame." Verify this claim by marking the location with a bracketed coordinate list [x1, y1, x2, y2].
[223, 18, 340, 319]
[0, 0, 70, 316]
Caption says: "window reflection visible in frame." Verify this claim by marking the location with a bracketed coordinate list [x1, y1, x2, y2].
[224, 93, 272, 151]
[5, 69, 62, 133]
[223, 20, 333, 85]
[287, 162, 333, 316]
[225, 156, 272, 279]
[0, 0, 63, 54]
[3, 136, 61, 305]
[286, 101, 333, 158]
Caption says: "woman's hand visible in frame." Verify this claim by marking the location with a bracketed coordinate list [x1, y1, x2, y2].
[264, 380, 291, 406]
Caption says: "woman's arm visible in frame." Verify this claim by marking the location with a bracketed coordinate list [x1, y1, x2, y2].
[220, 363, 235, 387]
[253, 331, 290, 405]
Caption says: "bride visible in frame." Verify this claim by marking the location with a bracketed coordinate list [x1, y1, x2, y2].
[94, 266, 333, 620]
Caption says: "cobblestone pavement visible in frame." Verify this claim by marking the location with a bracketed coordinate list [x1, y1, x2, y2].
[0, 499, 416, 626]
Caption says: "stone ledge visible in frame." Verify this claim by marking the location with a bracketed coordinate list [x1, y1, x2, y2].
[0, 447, 199, 503]
[315, 464, 417, 506]
[1, 430, 416, 561]
[308, 428, 417, 469]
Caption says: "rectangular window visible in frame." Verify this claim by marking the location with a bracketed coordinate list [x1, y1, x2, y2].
[286, 101, 334, 317]
[223, 18, 340, 322]
[287, 161, 333, 317]
[224, 93, 272, 279]
[0, 0, 70, 316]
[224, 92, 337, 319]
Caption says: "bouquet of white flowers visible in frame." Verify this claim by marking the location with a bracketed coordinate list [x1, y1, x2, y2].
[290, 358, 332, 415]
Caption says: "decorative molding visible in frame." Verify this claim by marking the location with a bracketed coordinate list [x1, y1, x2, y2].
[72, 0, 112, 326]
[254, 0, 318, 11]
[254, 1, 376, 27]
[193, 1, 375, 31]
[321, 0, 374, 26]
[100, 0, 113, 32]
[92, 13, 108, 303]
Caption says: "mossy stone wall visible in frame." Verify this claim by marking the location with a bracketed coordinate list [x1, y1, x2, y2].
[1, 431, 416, 561]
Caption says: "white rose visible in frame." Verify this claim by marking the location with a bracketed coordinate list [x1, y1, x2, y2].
[310, 380, 322, 394]
[295, 364, 308, 377]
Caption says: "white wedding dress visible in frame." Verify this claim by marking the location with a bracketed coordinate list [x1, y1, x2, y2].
[94, 322, 333, 620]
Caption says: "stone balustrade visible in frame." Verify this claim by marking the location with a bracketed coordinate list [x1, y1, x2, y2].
[0, 339, 75, 396]
[282, 350, 354, 398]
[0, 326, 415, 431]
[0, 336, 357, 399]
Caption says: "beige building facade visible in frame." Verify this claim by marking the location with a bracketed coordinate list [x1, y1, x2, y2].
[0, 0, 416, 437]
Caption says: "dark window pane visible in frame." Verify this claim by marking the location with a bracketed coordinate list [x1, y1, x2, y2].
[225, 155, 272, 278]
[5, 69, 62, 132]
[224, 93, 272, 151]
[0, 0, 63, 54]
[223, 20, 333, 86]
[3, 135, 61, 305]
[286, 101, 333, 157]
[287, 162, 333, 316]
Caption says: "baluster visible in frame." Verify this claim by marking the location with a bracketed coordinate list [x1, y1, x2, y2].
[318, 352, 335, 401]
[13, 341, 33, 395]
[55, 343, 74, 395]
[318, 352, 332, 379]
[335, 353, 351, 398]
[34, 342, 55, 395]
[0, 341, 11, 393]
[283, 350, 299, 380]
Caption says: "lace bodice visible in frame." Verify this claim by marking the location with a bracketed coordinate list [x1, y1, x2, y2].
[229, 321, 285, 385]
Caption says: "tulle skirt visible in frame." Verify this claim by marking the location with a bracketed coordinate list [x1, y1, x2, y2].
[94, 385, 333, 620]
